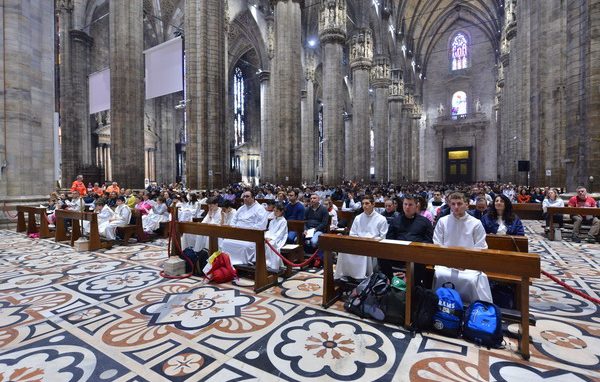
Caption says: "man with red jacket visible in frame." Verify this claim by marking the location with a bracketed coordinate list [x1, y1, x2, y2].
[568, 186, 599, 243]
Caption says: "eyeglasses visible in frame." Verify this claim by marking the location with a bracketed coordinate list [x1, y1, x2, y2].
[242, 195, 251, 198]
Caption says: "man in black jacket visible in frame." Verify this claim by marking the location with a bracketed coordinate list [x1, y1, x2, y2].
[380, 195, 433, 286]
[304, 194, 329, 265]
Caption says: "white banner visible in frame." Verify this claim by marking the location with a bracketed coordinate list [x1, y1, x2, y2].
[88, 68, 110, 114]
[144, 36, 183, 99]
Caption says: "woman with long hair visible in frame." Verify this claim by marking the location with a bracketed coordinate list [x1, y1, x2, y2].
[542, 188, 564, 232]
[481, 194, 524, 235]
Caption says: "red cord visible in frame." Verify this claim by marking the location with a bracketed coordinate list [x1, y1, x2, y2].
[265, 239, 319, 268]
[160, 217, 193, 279]
[541, 270, 600, 305]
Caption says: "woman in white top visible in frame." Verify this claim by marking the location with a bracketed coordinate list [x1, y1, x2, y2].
[264, 203, 288, 270]
[193, 197, 222, 251]
[542, 188, 565, 231]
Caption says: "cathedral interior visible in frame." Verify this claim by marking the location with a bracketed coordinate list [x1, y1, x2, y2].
[0, 1, 599, 381]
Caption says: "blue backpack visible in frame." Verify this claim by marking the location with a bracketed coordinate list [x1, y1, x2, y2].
[432, 282, 463, 337]
[463, 300, 504, 348]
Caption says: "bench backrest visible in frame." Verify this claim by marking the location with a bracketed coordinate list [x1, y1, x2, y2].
[486, 234, 529, 252]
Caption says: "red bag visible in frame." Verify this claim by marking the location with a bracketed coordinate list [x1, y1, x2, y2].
[206, 252, 237, 283]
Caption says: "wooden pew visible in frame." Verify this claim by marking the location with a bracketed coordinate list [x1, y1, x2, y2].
[116, 208, 149, 245]
[16, 206, 53, 238]
[54, 209, 112, 251]
[335, 210, 355, 234]
[547, 206, 600, 240]
[512, 203, 544, 220]
[319, 234, 540, 360]
[280, 220, 307, 277]
[175, 222, 277, 293]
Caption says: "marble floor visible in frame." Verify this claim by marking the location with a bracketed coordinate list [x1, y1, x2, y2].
[0, 221, 598, 381]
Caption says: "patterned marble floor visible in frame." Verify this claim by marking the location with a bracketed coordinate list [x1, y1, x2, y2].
[0, 222, 598, 382]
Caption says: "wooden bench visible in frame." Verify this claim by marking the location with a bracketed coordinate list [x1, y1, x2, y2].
[175, 222, 278, 293]
[116, 208, 149, 245]
[335, 210, 356, 235]
[319, 234, 540, 360]
[54, 209, 112, 251]
[547, 206, 600, 240]
[280, 220, 307, 277]
[512, 203, 544, 220]
[16, 206, 54, 238]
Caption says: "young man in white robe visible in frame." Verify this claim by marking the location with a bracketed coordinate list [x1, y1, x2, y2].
[105, 196, 132, 240]
[142, 196, 171, 233]
[334, 195, 388, 280]
[192, 197, 222, 252]
[220, 190, 269, 265]
[264, 203, 288, 270]
[83, 199, 113, 236]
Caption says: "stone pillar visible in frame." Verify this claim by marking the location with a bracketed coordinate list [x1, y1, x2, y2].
[0, 0, 56, 224]
[410, 103, 422, 182]
[153, 94, 177, 184]
[57, 1, 94, 186]
[371, 55, 391, 182]
[319, 0, 347, 184]
[349, 29, 372, 181]
[388, 70, 404, 183]
[270, 0, 302, 185]
[259, 71, 271, 183]
[109, 0, 145, 188]
[344, 113, 352, 180]
[401, 94, 414, 182]
[185, 0, 228, 189]
[301, 53, 317, 183]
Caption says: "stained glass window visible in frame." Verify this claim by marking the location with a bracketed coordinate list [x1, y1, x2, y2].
[233, 67, 245, 147]
[451, 91, 467, 118]
[451, 33, 468, 70]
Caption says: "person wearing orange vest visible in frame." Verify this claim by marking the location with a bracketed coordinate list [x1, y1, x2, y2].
[105, 181, 121, 194]
[70, 175, 87, 196]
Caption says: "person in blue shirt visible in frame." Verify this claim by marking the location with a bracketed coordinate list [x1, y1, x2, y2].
[284, 188, 305, 243]
[481, 194, 524, 236]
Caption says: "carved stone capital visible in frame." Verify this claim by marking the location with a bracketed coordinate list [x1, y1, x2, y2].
[257, 70, 271, 83]
[319, 0, 347, 44]
[349, 28, 373, 67]
[69, 29, 93, 47]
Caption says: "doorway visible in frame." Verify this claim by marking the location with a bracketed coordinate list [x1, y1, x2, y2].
[445, 147, 473, 183]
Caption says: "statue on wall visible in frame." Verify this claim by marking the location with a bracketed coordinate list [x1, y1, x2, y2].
[475, 98, 482, 112]
[438, 103, 445, 116]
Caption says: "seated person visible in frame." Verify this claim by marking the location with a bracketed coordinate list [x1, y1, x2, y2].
[141, 196, 170, 233]
[481, 194, 524, 235]
[220, 200, 237, 225]
[427, 191, 445, 218]
[542, 188, 564, 232]
[381, 198, 399, 224]
[341, 191, 361, 212]
[66, 191, 84, 211]
[220, 190, 269, 265]
[517, 188, 531, 204]
[83, 198, 113, 236]
[323, 198, 338, 231]
[303, 194, 329, 266]
[417, 195, 434, 224]
[264, 203, 288, 270]
[284, 189, 305, 243]
[379, 194, 433, 286]
[568, 186, 600, 243]
[263, 199, 276, 220]
[335, 195, 388, 281]
[105, 196, 132, 240]
[190, 197, 222, 251]
[467, 196, 489, 220]
[433, 192, 491, 303]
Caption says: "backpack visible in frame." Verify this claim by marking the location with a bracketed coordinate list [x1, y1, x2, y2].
[432, 282, 464, 337]
[205, 251, 237, 283]
[381, 284, 406, 325]
[344, 272, 389, 321]
[181, 248, 209, 276]
[410, 286, 439, 333]
[463, 300, 504, 348]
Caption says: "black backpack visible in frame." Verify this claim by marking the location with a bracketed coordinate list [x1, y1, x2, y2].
[344, 272, 389, 321]
[381, 287, 406, 325]
[181, 248, 209, 276]
[410, 286, 439, 333]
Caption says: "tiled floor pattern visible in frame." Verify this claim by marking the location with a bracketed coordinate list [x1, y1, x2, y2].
[0, 221, 598, 381]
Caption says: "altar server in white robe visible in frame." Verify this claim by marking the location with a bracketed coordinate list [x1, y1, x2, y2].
[220, 200, 237, 226]
[179, 194, 203, 249]
[264, 203, 288, 270]
[192, 197, 222, 251]
[334, 195, 388, 280]
[220, 190, 269, 265]
[83, 199, 113, 236]
[105, 196, 132, 240]
[142, 196, 171, 233]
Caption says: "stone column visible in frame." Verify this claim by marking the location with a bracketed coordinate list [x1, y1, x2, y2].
[270, 0, 302, 185]
[371, 55, 391, 182]
[319, 0, 347, 184]
[185, 0, 228, 189]
[388, 70, 404, 183]
[349, 29, 372, 181]
[410, 103, 422, 181]
[344, 113, 352, 179]
[301, 52, 317, 183]
[259, 71, 271, 183]
[0, 0, 56, 219]
[70, 31, 94, 165]
[401, 94, 414, 182]
[109, 0, 145, 188]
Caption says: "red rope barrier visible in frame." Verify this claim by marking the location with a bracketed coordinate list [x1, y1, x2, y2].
[160, 218, 193, 279]
[265, 239, 319, 268]
[541, 270, 600, 305]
